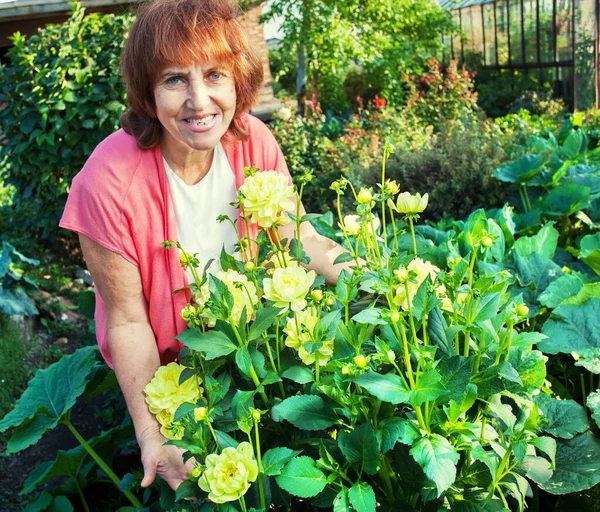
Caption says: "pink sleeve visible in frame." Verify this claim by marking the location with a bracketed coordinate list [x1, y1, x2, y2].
[59, 156, 138, 265]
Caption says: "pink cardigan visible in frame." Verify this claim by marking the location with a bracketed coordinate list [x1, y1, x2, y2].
[60, 114, 290, 368]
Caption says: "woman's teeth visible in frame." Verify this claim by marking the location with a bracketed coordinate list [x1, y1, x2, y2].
[185, 115, 216, 126]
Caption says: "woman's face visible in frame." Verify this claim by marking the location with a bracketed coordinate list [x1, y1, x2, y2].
[153, 61, 237, 159]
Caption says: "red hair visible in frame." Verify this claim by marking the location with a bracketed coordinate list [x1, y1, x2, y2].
[120, 0, 264, 149]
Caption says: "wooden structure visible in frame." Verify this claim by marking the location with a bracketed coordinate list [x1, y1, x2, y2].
[440, 0, 600, 110]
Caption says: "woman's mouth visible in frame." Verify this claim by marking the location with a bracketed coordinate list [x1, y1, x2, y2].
[184, 114, 216, 126]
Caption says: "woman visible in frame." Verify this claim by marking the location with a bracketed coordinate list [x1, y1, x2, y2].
[60, 0, 350, 492]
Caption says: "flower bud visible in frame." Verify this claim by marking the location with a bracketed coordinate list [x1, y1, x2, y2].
[251, 409, 262, 422]
[194, 407, 208, 422]
[357, 188, 373, 204]
[325, 296, 336, 306]
[353, 354, 368, 368]
[516, 304, 529, 317]
[341, 365, 351, 375]
[244, 261, 255, 272]
[180, 253, 189, 268]
[191, 466, 202, 478]
[311, 289, 324, 302]
[390, 311, 400, 323]
[387, 350, 396, 363]
[482, 236, 494, 248]
[394, 268, 409, 282]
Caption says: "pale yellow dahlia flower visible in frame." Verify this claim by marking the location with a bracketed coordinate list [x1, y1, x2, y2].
[144, 362, 202, 416]
[284, 307, 334, 366]
[156, 409, 184, 440]
[388, 192, 428, 215]
[393, 258, 444, 311]
[262, 250, 293, 274]
[263, 262, 316, 312]
[239, 170, 295, 228]
[198, 442, 258, 503]
[215, 269, 258, 325]
[339, 214, 380, 237]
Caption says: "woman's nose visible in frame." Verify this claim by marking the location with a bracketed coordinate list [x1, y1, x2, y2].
[187, 81, 211, 110]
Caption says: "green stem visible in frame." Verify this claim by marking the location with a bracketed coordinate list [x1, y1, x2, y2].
[388, 204, 399, 252]
[408, 217, 418, 257]
[296, 183, 305, 259]
[403, 281, 419, 350]
[249, 365, 269, 405]
[503, 320, 514, 362]
[239, 494, 248, 512]
[266, 339, 286, 398]
[253, 418, 266, 511]
[581, 373, 587, 411]
[522, 185, 532, 212]
[74, 477, 91, 512]
[207, 419, 221, 451]
[65, 421, 143, 510]
[315, 359, 320, 383]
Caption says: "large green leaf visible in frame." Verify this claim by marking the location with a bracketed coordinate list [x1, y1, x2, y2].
[176, 329, 237, 360]
[587, 391, 600, 430]
[494, 154, 545, 183]
[0, 286, 39, 316]
[512, 223, 558, 259]
[351, 371, 410, 405]
[248, 306, 281, 341]
[539, 298, 600, 355]
[512, 252, 563, 297]
[537, 274, 584, 308]
[563, 283, 600, 305]
[276, 456, 327, 498]
[333, 489, 351, 512]
[410, 369, 448, 407]
[535, 393, 589, 439]
[262, 447, 302, 477]
[508, 349, 547, 391]
[348, 481, 376, 512]
[438, 356, 472, 405]
[579, 233, 600, 275]
[379, 418, 420, 452]
[338, 424, 380, 475]
[0, 346, 98, 453]
[540, 184, 591, 217]
[410, 434, 459, 497]
[272, 395, 338, 430]
[540, 432, 600, 495]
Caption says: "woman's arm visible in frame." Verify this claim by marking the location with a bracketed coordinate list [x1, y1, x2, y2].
[79, 234, 193, 490]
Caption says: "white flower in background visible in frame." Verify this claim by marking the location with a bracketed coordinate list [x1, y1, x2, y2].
[278, 106, 293, 122]
[389, 192, 428, 215]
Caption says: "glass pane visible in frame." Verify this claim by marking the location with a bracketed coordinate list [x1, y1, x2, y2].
[483, 3, 497, 65]
[524, 0, 539, 63]
[453, 10, 462, 61]
[462, 7, 474, 55]
[539, 0, 554, 62]
[556, 0, 572, 62]
[471, 5, 485, 61]
[509, 0, 523, 64]
[496, 0, 510, 65]
[575, 0, 597, 109]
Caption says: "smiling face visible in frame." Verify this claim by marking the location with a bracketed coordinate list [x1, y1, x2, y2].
[153, 61, 237, 163]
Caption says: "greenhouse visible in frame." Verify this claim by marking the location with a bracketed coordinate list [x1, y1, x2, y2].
[440, 0, 600, 110]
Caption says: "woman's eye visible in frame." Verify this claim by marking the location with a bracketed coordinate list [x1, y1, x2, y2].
[209, 71, 223, 80]
[165, 76, 183, 85]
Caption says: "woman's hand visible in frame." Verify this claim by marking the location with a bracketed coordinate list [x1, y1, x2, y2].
[138, 425, 195, 490]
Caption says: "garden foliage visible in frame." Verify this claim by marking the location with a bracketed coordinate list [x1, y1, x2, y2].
[0, 4, 132, 242]
[0, 241, 39, 316]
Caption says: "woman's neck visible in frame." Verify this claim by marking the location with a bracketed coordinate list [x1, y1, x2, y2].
[161, 143, 215, 186]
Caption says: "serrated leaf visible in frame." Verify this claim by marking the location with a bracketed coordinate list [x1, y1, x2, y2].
[379, 417, 420, 452]
[333, 252, 355, 265]
[410, 434, 459, 497]
[333, 489, 351, 512]
[0, 347, 98, 453]
[338, 424, 380, 475]
[176, 329, 237, 360]
[272, 395, 338, 430]
[248, 307, 281, 341]
[262, 447, 301, 476]
[411, 369, 447, 407]
[351, 371, 410, 405]
[348, 481, 376, 512]
[276, 456, 327, 498]
[351, 308, 388, 325]
[539, 298, 600, 356]
[535, 393, 589, 439]
[472, 292, 502, 323]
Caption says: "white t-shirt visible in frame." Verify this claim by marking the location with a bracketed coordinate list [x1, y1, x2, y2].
[164, 143, 239, 281]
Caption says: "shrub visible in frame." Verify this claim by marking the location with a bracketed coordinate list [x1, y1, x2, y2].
[0, 4, 132, 245]
[0, 318, 27, 419]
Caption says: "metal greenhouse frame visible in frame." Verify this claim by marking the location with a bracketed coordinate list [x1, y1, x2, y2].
[440, 0, 600, 111]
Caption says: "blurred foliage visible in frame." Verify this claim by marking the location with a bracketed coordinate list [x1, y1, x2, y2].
[0, 318, 27, 419]
[0, 4, 132, 246]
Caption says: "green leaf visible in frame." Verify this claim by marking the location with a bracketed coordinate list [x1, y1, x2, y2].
[512, 223, 559, 259]
[410, 369, 447, 407]
[262, 447, 301, 476]
[494, 154, 545, 183]
[175, 329, 237, 360]
[0, 346, 98, 453]
[512, 252, 563, 296]
[586, 390, 600, 430]
[438, 356, 472, 404]
[531, 436, 557, 469]
[537, 274, 583, 308]
[410, 434, 459, 497]
[348, 481, 376, 512]
[175, 479, 198, 501]
[333, 252, 355, 265]
[24, 492, 53, 512]
[379, 417, 420, 452]
[235, 346, 253, 378]
[471, 445, 499, 478]
[540, 184, 591, 217]
[535, 393, 589, 439]
[539, 432, 600, 495]
[351, 308, 388, 325]
[248, 307, 281, 341]
[579, 232, 600, 275]
[562, 283, 600, 305]
[428, 306, 454, 357]
[351, 371, 410, 405]
[560, 128, 585, 160]
[214, 430, 239, 449]
[272, 395, 338, 430]
[472, 292, 501, 323]
[508, 349, 547, 390]
[281, 365, 314, 384]
[539, 298, 600, 355]
[276, 456, 327, 498]
[338, 424, 380, 475]
[333, 489, 351, 512]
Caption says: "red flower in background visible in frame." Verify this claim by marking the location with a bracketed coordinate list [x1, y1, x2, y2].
[374, 95, 387, 108]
